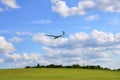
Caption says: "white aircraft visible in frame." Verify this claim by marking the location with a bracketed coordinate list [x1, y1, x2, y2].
[46, 31, 65, 39]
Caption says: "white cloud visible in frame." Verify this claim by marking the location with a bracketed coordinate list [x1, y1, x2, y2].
[0, 8, 3, 12]
[97, 0, 120, 12]
[16, 32, 33, 36]
[31, 20, 53, 24]
[51, 0, 120, 17]
[0, 0, 20, 12]
[43, 47, 82, 56]
[0, 58, 4, 63]
[22, 53, 41, 61]
[4, 53, 42, 62]
[4, 52, 50, 68]
[42, 46, 110, 66]
[32, 30, 120, 48]
[0, 36, 15, 54]
[70, 32, 89, 41]
[33, 33, 67, 47]
[110, 18, 120, 25]
[9, 36, 23, 43]
[1, 0, 20, 9]
[115, 33, 120, 43]
[86, 14, 99, 21]
[92, 30, 115, 44]
[51, 0, 70, 17]
[5, 53, 21, 61]
[33, 33, 51, 44]
[51, 0, 95, 17]
[0, 30, 10, 34]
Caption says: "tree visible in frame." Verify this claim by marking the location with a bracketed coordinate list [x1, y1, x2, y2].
[72, 64, 81, 68]
[47, 64, 56, 68]
[36, 63, 40, 68]
[25, 66, 30, 68]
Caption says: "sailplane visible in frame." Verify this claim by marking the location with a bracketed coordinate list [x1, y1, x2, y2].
[46, 31, 65, 39]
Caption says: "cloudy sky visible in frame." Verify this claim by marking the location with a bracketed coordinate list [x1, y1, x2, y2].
[0, 0, 120, 69]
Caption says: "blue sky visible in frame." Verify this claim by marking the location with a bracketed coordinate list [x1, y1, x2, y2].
[0, 0, 120, 69]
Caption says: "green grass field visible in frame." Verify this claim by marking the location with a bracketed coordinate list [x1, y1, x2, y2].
[0, 68, 120, 80]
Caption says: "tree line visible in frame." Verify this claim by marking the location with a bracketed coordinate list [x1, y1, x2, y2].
[25, 64, 119, 70]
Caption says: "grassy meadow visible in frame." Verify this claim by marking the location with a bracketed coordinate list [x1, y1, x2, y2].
[0, 68, 120, 80]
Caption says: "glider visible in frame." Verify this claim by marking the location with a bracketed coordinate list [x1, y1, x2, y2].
[46, 31, 65, 39]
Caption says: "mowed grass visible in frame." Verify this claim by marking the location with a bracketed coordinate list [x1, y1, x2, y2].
[0, 68, 120, 80]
